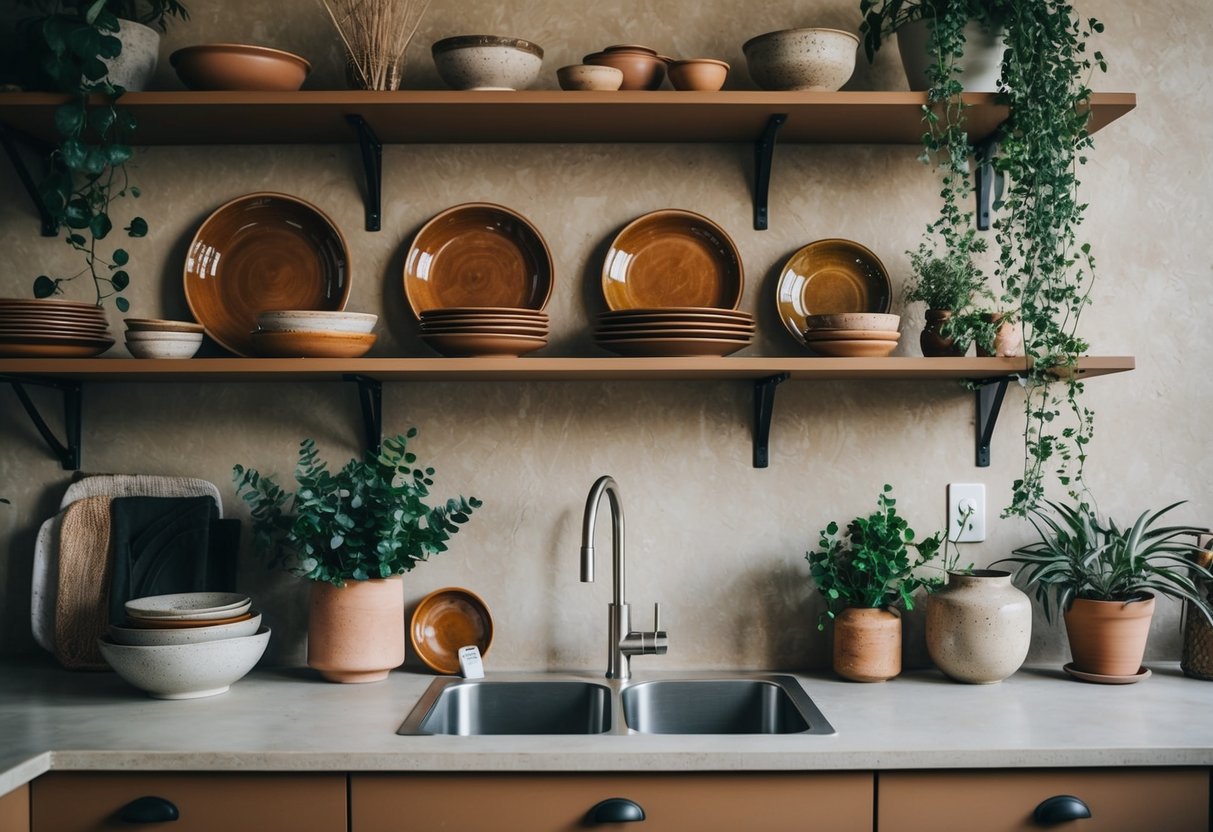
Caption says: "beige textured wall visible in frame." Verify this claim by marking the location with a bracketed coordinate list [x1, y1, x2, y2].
[0, 1, 1207, 673]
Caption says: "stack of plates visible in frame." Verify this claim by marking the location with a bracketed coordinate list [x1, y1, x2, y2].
[419, 307, 549, 357]
[595, 308, 756, 357]
[0, 298, 114, 357]
[125, 318, 205, 359]
[251, 310, 377, 358]
[803, 313, 901, 357]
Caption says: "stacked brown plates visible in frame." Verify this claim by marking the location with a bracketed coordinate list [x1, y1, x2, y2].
[775, 239, 893, 349]
[251, 310, 377, 358]
[419, 307, 549, 357]
[0, 298, 114, 357]
[595, 307, 756, 357]
[803, 312, 901, 357]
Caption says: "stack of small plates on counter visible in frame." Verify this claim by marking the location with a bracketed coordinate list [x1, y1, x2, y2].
[99, 592, 269, 699]
[802, 313, 901, 357]
[419, 307, 549, 357]
[125, 318, 205, 359]
[594, 307, 756, 357]
[0, 298, 114, 357]
[251, 310, 377, 358]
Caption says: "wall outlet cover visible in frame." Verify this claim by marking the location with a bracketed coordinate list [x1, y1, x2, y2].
[948, 483, 986, 542]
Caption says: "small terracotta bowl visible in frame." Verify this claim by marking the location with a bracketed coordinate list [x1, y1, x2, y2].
[557, 64, 624, 91]
[667, 58, 730, 91]
[583, 44, 666, 90]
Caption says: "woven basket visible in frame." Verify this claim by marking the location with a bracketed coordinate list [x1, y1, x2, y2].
[1181, 591, 1213, 681]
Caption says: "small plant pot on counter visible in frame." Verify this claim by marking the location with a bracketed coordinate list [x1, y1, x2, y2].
[920, 309, 966, 357]
[926, 570, 1031, 684]
[832, 607, 901, 683]
[1063, 595, 1155, 680]
[307, 576, 405, 683]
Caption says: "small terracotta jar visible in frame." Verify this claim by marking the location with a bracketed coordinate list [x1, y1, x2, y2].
[975, 313, 1025, 357]
[920, 309, 965, 357]
[307, 576, 405, 683]
[832, 607, 901, 682]
[1063, 595, 1155, 678]
[926, 570, 1032, 684]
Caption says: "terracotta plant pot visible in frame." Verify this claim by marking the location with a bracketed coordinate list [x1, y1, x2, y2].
[832, 607, 901, 682]
[1063, 595, 1155, 678]
[975, 313, 1025, 357]
[926, 570, 1031, 684]
[920, 309, 965, 357]
[307, 576, 405, 683]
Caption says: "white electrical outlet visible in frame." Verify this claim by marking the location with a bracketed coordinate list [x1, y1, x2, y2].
[948, 483, 986, 542]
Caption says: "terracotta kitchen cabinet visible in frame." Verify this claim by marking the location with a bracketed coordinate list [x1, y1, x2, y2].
[30, 773, 346, 832]
[351, 772, 873, 831]
[0, 783, 29, 832]
[878, 768, 1209, 832]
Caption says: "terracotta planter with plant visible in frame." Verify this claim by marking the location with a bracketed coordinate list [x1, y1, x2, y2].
[234, 430, 482, 684]
[998, 501, 1213, 681]
[905, 235, 987, 357]
[806, 484, 940, 682]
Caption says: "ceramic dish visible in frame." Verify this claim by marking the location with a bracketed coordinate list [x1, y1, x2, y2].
[420, 332, 546, 358]
[667, 58, 730, 91]
[595, 326, 753, 339]
[108, 613, 262, 646]
[410, 587, 493, 675]
[125, 318, 205, 333]
[184, 193, 350, 357]
[602, 210, 743, 311]
[125, 330, 205, 342]
[432, 35, 544, 91]
[125, 592, 250, 617]
[98, 626, 271, 699]
[556, 64, 624, 91]
[0, 339, 113, 358]
[419, 307, 549, 319]
[0, 322, 111, 336]
[775, 239, 892, 346]
[251, 330, 375, 358]
[255, 310, 377, 334]
[421, 322, 550, 336]
[127, 603, 252, 623]
[125, 611, 254, 630]
[418, 315, 549, 327]
[802, 328, 900, 341]
[804, 312, 900, 332]
[742, 28, 859, 91]
[596, 308, 754, 324]
[595, 336, 750, 357]
[1062, 662, 1152, 685]
[404, 203, 553, 318]
[804, 338, 899, 358]
[0, 297, 105, 311]
[170, 44, 311, 91]
[596, 320, 755, 334]
[126, 340, 201, 359]
[583, 44, 666, 90]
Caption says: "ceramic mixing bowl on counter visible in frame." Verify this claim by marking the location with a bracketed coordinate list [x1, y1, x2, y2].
[432, 35, 544, 90]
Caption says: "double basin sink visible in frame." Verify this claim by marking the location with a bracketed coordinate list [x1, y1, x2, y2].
[398, 673, 835, 736]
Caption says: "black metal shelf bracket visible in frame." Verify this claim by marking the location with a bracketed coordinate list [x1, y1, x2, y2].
[753, 114, 788, 231]
[0, 122, 59, 237]
[346, 114, 383, 233]
[753, 372, 790, 468]
[1, 375, 82, 469]
[974, 130, 1004, 231]
[975, 376, 1012, 467]
[344, 374, 383, 455]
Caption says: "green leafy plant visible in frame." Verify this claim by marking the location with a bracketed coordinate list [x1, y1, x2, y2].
[996, 501, 1213, 625]
[806, 485, 942, 629]
[233, 431, 482, 587]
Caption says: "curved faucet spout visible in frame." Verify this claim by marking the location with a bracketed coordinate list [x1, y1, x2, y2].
[580, 475, 625, 607]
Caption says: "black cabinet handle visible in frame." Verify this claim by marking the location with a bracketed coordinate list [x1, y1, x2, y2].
[116, 796, 180, 824]
[586, 797, 646, 824]
[1033, 794, 1092, 825]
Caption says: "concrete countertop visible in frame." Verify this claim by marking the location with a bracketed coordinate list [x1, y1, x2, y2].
[2, 658, 1210, 795]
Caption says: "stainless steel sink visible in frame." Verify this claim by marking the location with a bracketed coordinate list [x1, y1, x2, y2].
[398, 673, 834, 737]
[621, 676, 835, 735]
[397, 679, 613, 736]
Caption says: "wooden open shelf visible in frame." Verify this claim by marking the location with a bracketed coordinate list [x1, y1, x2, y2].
[0, 90, 1137, 146]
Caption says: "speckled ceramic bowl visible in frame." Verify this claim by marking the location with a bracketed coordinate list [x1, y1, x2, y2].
[256, 310, 378, 334]
[432, 35, 544, 91]
[98, 627, 270, 699]
[108, 613, 263, 646]
[556, 64, 624, 91]
[742, 27, 859, 91]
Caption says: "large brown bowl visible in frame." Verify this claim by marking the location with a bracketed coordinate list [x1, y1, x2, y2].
[410, 587, 493, 675]
[184, 193, 351, 357]
[170, 44, 311, 91]
[583, 44, 666, 90]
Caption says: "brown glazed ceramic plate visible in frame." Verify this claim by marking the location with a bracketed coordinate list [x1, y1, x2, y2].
[420, 322, 550, 336]
[595, 320, 756, 334]
[170, 44, 311, 92]
[404, 204, 554, 318]
[419, 307, 549, 319]
[0, 340, 113, 357]
[803, 329, 900, 342]
[184, 193, 351, 357]
[410, 587, 493, 675]
[595, 326, 753, 340]
[125, 318, 205, 333]
[0, 297, 105, 311]
[775, 239, 892, 346]
[595, 336, 750, 357]
[597, 307, 753, 323]
[251, 330, 375, 358]
[804, 339, 899, 358]
[0, 322, 111, 337]
[602, 210, 743, 311]
[125, 611, 255, 629]
[421, 332, 547, 358]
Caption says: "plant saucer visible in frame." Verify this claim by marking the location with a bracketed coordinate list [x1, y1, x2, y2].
[1062, 662, 1151, 685]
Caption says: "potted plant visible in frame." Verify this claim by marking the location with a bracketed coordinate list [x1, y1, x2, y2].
[234, 431, 482, 683]
[806, 484, 941, 682]
[905, 231, 989, 356]
[997, 501, 1213, 682]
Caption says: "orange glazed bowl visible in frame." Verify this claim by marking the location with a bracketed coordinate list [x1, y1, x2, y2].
[170, 44, 311, 91]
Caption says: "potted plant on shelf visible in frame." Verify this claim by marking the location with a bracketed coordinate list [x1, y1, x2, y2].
[234, 431, 482, 683]
[997, 501, 1213, 682]
[806, 484, 941, 682]
[904, 231, 989, 357]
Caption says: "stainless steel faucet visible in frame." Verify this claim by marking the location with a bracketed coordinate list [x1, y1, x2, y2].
[580, 475, 668, 680]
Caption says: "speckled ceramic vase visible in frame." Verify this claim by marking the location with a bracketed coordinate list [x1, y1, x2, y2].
[897, 18, 1005, 92]
[926, 570, 1031, 684]
[832, 607, 901, 683]
[307, 576, 405, 683]
[1064, 595, 1155, 678]
[105, 20, 160, 92]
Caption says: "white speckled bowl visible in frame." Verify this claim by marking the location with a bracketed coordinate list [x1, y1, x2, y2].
[256, 310, 378, 334]
[743, 27, 859, 91]
[556, 64, 624, 91]
[124, 333, 203, 359]
[108, 612, 263, 646]
[432, 35, 544, 91]
[98, 627, 271, 699]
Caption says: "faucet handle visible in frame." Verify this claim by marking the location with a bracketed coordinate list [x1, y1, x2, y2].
[653, 602, 661, 632]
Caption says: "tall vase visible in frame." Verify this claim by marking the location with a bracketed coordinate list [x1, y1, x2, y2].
[920, 309, 965, 357]
[307, 575, 405, 683]
[832, 607, 901, 682]
[896, 18, 1005, 92]
[926, 570, 1031, 684]
[104, 19, 160, 91]
[1063, 595, 1155, 678]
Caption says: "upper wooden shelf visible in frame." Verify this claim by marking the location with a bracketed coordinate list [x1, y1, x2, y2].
[0, 91, 1137, 146]
[0, 355, 1135, 383]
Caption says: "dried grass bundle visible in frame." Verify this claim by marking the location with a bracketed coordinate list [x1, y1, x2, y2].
[317, 0, 431, 90]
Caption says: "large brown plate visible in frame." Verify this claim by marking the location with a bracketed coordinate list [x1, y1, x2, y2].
[0, 323, 111, 337]
[409, 587, 493, 675]
[595, 320, 755, 334]
[775, 239, 892, 346]
[421, 331, 547, 358]
[251, 330, 375, 358]
[596, 336, 749, 357]
[420, 322, 550, 336]
[0, 298, 105, 311]
[404, 204, 553, 318]
[184, 192, 351, 357]
[420, 307, 549, 319]
[602, 210, 743, 311]
[0, 340, 113, 357]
